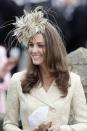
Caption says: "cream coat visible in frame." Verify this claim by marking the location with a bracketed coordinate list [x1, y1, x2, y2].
[3, 71, 87, 131]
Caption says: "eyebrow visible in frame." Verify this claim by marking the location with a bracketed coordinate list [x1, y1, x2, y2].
[37, 42, 45, 44]
[29, 42, 45, 44]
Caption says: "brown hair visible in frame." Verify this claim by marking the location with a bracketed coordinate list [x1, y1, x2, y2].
[21, 22, 70, 96]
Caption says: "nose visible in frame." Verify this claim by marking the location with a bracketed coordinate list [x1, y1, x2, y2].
[32, 45, 38, 53]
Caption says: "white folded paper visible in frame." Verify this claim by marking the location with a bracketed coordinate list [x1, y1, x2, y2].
[28, 106, 49, 129]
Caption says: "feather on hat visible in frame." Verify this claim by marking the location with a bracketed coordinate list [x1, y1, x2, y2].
[13, 7, 48, 46]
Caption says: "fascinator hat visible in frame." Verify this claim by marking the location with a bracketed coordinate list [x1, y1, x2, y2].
[13, 7, 48, 46]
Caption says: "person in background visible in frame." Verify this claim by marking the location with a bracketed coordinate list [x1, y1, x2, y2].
[0, 46, 18, 119]
[9, 47, 21, 74]
[3, 7, 87, 131]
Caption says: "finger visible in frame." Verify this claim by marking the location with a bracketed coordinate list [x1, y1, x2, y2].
[47, 127, 53, 131]
[32, 127, 39, 131]
[48, 127, 60, 131]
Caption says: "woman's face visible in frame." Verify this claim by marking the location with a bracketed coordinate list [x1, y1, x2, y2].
[28, 33, 47, 66]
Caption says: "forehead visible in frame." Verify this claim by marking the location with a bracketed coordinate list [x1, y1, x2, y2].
[30, 33, 45, 43]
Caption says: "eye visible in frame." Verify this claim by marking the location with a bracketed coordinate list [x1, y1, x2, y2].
[28, 43, 34, 48]
[38, 43, 45, 48]
[38, 44, 44, 47]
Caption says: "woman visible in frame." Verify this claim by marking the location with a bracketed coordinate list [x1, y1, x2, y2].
[3, 7, 87, 131]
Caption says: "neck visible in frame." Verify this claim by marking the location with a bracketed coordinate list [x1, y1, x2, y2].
[40, 64, 51, 80]
[39, 65, 54, 90]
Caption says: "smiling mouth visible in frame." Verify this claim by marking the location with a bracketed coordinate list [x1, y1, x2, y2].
[32, 55, 41, 57]
[32, 55, 41, 59]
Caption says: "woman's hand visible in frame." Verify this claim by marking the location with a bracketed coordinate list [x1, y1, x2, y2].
[32, 128, 38, 131]
[48, 127, 61, 131]
[23, 127, 38, 131]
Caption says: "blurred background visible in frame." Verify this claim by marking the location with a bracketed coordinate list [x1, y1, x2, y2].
[0, 0, 87, 130]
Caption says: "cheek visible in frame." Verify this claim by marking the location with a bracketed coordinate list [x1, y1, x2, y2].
[27, 49, 32, 60]
[42, 49, 47, 61]
[43, 49, 47, 59]
[42, 47, 46, 55]
[28, 48, 32, 54]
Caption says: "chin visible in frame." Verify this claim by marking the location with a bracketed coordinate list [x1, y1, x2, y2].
[33, 61, 42, 65]
[32, 59, 44, 66]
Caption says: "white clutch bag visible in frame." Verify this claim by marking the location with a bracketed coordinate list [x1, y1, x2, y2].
[28, 106, 49, 129]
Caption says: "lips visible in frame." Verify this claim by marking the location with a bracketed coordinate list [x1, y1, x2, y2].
[32, 54, 41, 57]
[32, 55, 41, 59]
